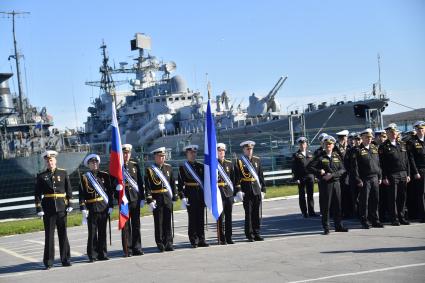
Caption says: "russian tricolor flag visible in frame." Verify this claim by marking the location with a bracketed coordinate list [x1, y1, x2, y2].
[204, 99, 223, 221]
[109, 101, 129, 230]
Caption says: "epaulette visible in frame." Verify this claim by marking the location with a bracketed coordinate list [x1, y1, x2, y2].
[252, 155, 259, 159]
[56, 168, 66, 171]
[130, 160, 138, 164]
[224, 159, 232, 163]
[98, 170, 108, 174]
[164, 163, 171, 167]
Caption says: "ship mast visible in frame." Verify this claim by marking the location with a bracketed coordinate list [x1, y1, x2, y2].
[377, 53, 382, 94]
[1, 10, 30, 123]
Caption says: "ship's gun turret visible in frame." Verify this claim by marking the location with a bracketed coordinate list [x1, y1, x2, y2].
[247, 76, 287, 117]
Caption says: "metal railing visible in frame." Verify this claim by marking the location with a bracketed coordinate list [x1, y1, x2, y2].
[0, 169, 294, 215]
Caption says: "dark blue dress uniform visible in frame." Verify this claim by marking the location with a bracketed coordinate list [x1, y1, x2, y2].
[178, 161, 208, 247]
[121, 160, 145, 255]
[79, 170, 114, 261]
[234, 155, 266, 241]
[351, 143, 383, 228]
[35, 168, 73, 268]
[292, 149, 315, 217]
[407, 135, 425, 222]
[379, 139, 410, 225]
[307, 151, 347, 233]
[144, 163, 177, 251]
[217, 158, 236, 244]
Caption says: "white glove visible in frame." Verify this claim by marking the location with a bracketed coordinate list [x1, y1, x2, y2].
[66, 207, 73, 213]
[236, 191, 244, 202]
[140, 199, 145, 208]
[116, 184, 123, 191]
[81, 210, 88, 225]
[82, 209, 89, 218]
[181, 198, 189, 209]
[37, 211, 44, 217]
[108, 208, 113, 215]
[149, 201, 157, 212]
[261, 192, 265, 200]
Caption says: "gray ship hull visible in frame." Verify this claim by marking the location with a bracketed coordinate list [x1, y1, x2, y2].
[145, 98, 387, 157]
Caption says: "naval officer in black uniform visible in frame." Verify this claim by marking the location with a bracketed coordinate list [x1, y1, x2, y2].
[379, 123, 411, 226]
[292, 137, 317, 218]
[178, 145, 209, 248]
[307, 136, 349, 235]
[407, 121, 425, 222]
[79, 154, 114, 262]
[34, 150, 73, 269]
[216, 143, 236, 244]
[234, 140, 266, 242]
[351, 129, 384, 229]
[119, 144, 144, 256]
[144, 147, 177, 252]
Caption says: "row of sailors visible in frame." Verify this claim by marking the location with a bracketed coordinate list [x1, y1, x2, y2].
[292, 121, 425, 235]
[34, 141, 266, 270]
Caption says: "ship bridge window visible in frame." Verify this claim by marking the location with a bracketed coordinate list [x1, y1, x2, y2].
[175, 97, 179, 101]
[161, 98, 166, 102]
[181, 97, 186, 100]
[156, 98, 160, 102]
[168, 97, 173, 101]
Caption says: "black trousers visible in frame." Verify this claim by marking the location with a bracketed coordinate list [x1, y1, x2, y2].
[153, 197, 173, 248]
[187, 200, 205, 245]
[320, 180, 342, 229]
[87, 210, 108, 260]
[298, 177, 315, 215]
[388, 173, 408, 222]
[122, 200, 142, 254]
[379, 183, 389, 222]
[43, 212, 70, 267]
[243, 193, 261, 239]
[218, 196, 233, 241]
[341, 175, 353, 218]
[349, 180, 360, 218]
[358, 176, 380, 223]
[415, 169, 425, 220]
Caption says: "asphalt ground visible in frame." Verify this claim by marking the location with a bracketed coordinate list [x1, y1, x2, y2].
[0, 195, 424, 283]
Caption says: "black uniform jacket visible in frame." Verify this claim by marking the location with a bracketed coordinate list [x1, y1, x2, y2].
[218, 158, 237, 198]
[351, 143, 382, 182]
[234, 155, 266, 195]
[178, 161, 205, 201]
[307, 151, 346, 183]
[407, 135, 425, 175]
[379, 139, 410, 179]
[123, 160, 145, 203]
[35, 168, 73, 214]
[291, 149, 314, 181]
[144, 163, 177, 205]
[79, 170, 114, 212]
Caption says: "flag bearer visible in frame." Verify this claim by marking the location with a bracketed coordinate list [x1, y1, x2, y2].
[234, 141, 266, 242]
[79, 154, 114, 262]
[178, 145, 209, 248]
[120, 144, 144, 256]
[216, 143, 236, 244]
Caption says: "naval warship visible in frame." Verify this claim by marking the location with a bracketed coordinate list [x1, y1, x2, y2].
[82, 33, 389, 161]
[0, 13, 87, 218]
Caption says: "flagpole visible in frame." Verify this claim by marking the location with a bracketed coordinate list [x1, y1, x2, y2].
[111, 92, 129, 257]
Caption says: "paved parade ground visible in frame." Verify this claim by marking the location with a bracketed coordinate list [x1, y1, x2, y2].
[0, 195, 424, 283]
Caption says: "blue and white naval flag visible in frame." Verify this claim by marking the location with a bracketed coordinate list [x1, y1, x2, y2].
[204, 99, 223, 221]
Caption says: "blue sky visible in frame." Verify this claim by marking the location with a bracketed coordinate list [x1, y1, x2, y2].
[1, 0, 424, 129]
